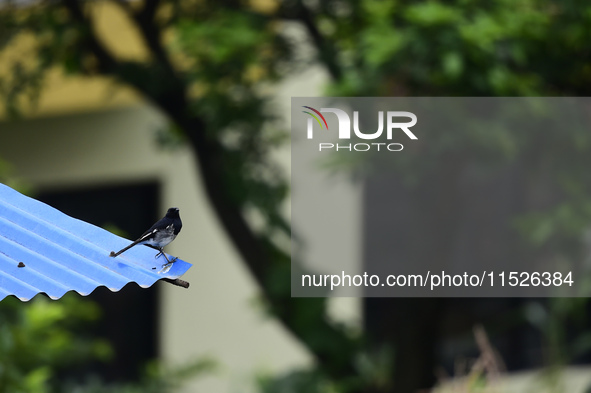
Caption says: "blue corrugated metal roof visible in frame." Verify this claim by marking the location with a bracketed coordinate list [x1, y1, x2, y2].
[0, 183, 192, 301]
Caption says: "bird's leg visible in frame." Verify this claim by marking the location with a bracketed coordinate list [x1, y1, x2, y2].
[156, 248, 178, 265]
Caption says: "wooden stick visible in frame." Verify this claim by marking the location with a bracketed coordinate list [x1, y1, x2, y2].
[162, 278, 190, 288]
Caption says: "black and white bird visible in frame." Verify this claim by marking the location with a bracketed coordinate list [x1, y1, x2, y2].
[109, 207, 182, 265]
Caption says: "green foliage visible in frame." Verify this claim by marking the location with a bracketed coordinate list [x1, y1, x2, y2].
[0, 293, 111, 393]
[258, 369, 339, 393]
[0, 1, 79, 117]
[0, 293, 213, 393]
[326, 0, 591, 96]
[257, 347, 394, 393]
[64, 358, 216, 393]
[0, 157, 32, 195]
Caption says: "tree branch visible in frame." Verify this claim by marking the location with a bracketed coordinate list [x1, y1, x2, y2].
[62, 0, 118, 73]
[179, 117, 360, 379]
[282, 0, 344, 82]
[138, 0, 161, 24]
[132, 0, 177, 79]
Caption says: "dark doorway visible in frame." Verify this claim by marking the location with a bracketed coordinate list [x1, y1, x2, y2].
[37, 182, 160, 382]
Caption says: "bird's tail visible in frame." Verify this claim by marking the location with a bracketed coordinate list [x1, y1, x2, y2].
[109, 240, 142, 257]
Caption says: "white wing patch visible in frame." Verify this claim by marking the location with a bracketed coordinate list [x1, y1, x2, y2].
[138, 228, 158, 242]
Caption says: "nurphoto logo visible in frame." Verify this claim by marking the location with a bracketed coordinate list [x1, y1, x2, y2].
[302, 106, 418, 152]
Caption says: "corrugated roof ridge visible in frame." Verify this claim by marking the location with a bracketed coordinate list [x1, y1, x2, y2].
[0, 183, 192, 301]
